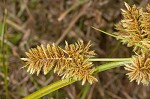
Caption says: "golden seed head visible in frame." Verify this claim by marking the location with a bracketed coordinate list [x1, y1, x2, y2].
[21, 40, 97, 85]
[115, 2, 150, 52]
[124, 52, 150, 85]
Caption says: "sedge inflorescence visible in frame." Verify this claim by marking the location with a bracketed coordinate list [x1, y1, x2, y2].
[21, 40, 98, 85]
[115, 2, 150, 85]
[125, 52, 150, 85]
[115, 2, 150, 51]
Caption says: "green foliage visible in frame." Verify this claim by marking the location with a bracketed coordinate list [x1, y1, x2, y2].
[9, 32, 22, 45]
[23, 60, 131, 99]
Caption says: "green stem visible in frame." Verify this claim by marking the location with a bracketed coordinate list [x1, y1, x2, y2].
[23, 79, 76, 99]
[94, 61, 131, 74]
[88, 58, 131, 62]
[1, 1, 9, 99]
[92, 27, 117, 38]
[23, 60, 131, 99]
[92, 27, 148, 50]
[80, 83, 90, 99]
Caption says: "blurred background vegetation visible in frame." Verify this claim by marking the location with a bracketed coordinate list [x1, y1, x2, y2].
[0, 0, 150, 99]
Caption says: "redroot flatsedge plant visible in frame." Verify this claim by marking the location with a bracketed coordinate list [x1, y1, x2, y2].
[21, 2, 150, 99]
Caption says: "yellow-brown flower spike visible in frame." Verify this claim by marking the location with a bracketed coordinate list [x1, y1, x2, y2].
[115, 2, 150, 52]
[124, 52, 150, 85]
[21, 40, 97, 85]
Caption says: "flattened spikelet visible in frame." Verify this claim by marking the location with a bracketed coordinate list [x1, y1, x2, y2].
[65, 40, 95, 58]
[21, 40, 97, 85]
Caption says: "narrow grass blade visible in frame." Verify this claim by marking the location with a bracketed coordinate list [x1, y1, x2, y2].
[23, 60, 132, 99]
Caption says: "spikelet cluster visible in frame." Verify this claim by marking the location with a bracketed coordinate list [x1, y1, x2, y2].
[21, 40, 97, 85]
[115, 3, 150, 85]
[115, 2, 150, 52]
[124, 51, 150, 85]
